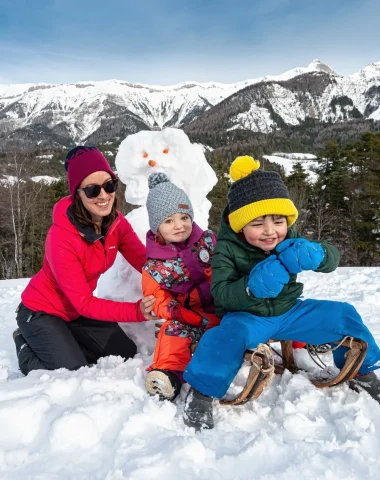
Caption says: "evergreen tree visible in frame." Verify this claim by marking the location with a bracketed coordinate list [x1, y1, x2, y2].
[310, 141, 353, 259]
[286, 163, 309, 188]
[285, 163, 312, 236]
[313, 140, 341, 178]
[346, 132, 380, 264]
[313, 140, 351, 210]
[207, 153, 230, 233]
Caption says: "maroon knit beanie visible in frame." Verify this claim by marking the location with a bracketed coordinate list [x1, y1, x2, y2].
[64, 146, 116, 198]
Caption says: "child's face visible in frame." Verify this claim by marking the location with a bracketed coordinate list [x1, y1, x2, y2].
[242, 215, 287, 252]
[158, 213, 192, 244]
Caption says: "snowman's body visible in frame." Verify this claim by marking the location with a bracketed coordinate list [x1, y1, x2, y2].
[97, 128, 217, 303]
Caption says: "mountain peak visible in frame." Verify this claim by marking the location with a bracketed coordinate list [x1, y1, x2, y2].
[362, 61, 380, 75]
[307, 60, 336, 75]
[273, 60, 337, 82]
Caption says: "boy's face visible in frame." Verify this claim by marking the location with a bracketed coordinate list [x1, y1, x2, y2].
[242, 215, 287, 252]
[158, 213, 192, 244]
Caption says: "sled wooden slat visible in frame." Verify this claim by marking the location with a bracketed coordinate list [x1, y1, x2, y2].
[311, 338, 368, 388]
[268, 340, 297, 373]
[220, 349, 274, 406]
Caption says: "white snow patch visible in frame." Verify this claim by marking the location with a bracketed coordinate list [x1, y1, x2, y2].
[264, 153, 318, 182]
[1, 268, 380, 477]
[30, 175, 60, 185]
[0, 176, 25, 186]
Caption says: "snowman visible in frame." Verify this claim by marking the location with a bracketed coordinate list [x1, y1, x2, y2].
[97, 128, 218, 303]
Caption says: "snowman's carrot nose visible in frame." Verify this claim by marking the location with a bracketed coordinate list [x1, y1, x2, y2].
[148, 160, 156, 167]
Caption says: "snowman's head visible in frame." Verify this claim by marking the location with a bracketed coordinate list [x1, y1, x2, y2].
[115, 128, 217, 206]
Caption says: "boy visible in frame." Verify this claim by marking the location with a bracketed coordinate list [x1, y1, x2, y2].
[183, 156, 380, 430]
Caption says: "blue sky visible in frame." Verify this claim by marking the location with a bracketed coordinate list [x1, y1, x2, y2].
[0, 0, 379, 85]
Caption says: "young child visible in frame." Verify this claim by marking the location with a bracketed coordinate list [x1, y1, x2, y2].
[143, 172, 220, 400]
[182, 156, 380, 430]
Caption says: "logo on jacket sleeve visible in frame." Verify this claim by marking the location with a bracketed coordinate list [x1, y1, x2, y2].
[199, 249, 210, 263]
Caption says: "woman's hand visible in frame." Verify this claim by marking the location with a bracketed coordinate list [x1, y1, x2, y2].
[140, 295, 156, 320]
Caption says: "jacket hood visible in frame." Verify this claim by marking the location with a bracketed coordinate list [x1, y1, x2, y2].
[146, 222, 205, 259]
[52, 196, 79, 234]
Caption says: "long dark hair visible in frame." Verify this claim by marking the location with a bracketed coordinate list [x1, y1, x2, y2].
[70, 193, 119, 232]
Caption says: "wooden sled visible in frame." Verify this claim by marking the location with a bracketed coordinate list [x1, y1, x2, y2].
[154, 323, 368, 406]
[220, 337, 368, 405]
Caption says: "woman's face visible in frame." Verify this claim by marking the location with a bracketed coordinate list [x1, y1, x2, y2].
[78, 171, 115, 223]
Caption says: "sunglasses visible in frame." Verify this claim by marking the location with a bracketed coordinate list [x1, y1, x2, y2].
[77, 178, 118, 199]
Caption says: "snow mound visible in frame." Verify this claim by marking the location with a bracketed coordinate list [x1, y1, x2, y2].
[1, 268, 380, 478]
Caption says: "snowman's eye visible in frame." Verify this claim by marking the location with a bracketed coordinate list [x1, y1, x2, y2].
[163, 148, 169, 154]
[143, 152, 149, 158]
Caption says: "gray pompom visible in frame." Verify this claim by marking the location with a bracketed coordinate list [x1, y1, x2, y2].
[148, 172, 170, 189]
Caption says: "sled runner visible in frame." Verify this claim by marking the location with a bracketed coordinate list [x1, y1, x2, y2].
[309, 337, 368, 388]
[219, 343, 275, 406]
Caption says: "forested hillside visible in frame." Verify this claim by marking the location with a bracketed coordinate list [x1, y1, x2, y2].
[1, 132, 379, 279]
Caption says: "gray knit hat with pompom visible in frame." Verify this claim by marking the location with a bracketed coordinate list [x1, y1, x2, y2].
[146, 172, 194, 234]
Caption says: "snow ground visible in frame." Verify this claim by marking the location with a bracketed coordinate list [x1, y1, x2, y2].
[1, 268, 380, 479]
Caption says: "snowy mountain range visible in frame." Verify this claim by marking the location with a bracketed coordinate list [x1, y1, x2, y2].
[1, 60, 380, 148]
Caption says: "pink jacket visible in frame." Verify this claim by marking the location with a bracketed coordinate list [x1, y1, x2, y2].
[22, 196, 146, 322]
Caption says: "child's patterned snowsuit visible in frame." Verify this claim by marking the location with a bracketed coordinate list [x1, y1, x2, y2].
[142, 223, 220, 372]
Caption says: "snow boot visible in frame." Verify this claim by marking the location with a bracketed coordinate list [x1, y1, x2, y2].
[183, 387, 214, 430]
[145, 369, 182, 401]
[13, 328, 21, 340]
[349, 372, 380, 404]
[12, 328, 27, 357]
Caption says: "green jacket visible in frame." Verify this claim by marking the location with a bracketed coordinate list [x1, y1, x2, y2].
[211, 208, 340, 318]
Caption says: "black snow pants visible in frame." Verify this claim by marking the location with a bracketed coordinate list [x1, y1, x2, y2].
[14, 303, 137, 376]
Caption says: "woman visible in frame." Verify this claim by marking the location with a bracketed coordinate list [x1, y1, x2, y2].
[13, 146, 155, 375]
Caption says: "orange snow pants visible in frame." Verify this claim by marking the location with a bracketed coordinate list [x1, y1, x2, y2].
[148, 315, 220, 372]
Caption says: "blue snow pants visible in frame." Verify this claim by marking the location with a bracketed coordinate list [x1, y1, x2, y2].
[183, 299, 380, 398]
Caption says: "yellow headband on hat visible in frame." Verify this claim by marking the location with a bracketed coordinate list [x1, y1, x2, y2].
[228, 156, 298, 232]
[229, 199, 298, 232]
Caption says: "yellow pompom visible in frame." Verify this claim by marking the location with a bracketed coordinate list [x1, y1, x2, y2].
[230, 156, 260, 182]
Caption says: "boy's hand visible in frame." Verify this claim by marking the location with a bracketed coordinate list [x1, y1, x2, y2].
[277, 238, 324, 274]
[247, 255, 290, 298]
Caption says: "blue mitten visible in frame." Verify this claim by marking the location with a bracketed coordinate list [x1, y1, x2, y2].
[276, 238, 325, 274]
[247, 255, 290, 298]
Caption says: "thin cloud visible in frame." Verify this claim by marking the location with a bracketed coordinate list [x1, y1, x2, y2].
[0, 43, 101, 61]
[0, 0, 379, 84]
